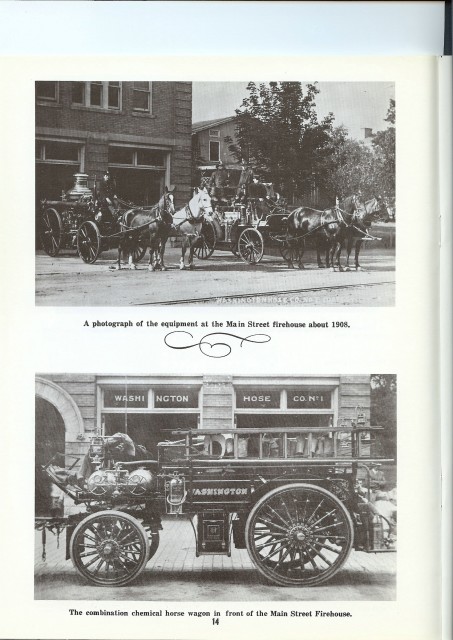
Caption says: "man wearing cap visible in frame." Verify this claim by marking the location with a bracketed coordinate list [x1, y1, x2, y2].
[248, 174, 269, 220]
[98, 170, 118, 222]
[236, 159, 254, 203]
[209, 160, 229, 205]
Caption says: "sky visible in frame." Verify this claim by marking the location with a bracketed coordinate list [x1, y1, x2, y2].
[192, 82, 395, 141]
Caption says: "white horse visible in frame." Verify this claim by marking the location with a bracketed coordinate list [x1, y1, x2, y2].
[172, 187, 213, 269]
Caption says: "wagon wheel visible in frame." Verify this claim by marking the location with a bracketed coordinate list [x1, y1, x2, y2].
[245, 483, 353, 587]
[238, 228, 264, 264]
[279, 241, 300, 264]
[40, 207, 63, 257]
[77, 220, 102, 264]
[131, 242, 147, 264]
[194, 220, 216, 259]
[70, 510, 150, 586]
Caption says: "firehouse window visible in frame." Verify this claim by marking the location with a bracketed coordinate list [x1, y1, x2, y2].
[36, 81, 58, 102]
[235, 388, 281, 409]
[35, 140, 81, 163]
[109, 146, 166, 168]
[209, 141, 220, 162]
[133, 82, 151, 112]
[136, 149, 165, 167]
[209, 129, 220, 137]
[108, 82, 121, 109]
[109, 146, 134, 165]
[90, 82, 103, 107]
[71, 81, 122, 110]
[71, 82, 85, 105]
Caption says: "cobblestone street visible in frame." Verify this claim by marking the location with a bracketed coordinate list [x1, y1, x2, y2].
[35, 515, 396, 601]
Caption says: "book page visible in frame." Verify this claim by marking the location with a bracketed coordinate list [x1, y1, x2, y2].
[0, 53, 443, 640]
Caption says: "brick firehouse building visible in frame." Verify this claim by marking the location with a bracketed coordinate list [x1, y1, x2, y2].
[35, 81, 192, 207]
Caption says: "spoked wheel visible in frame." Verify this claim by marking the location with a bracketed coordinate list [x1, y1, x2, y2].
[279, 241, 300, 264]
[238, 228, 264, 264]
[77, 220, 102, 264]
[131, 242, 147, 264]
[40, 207, 63, 257]
[70, 510, 150, 586]
[245, 483, 353, 586]
[194, 220, 216, 259]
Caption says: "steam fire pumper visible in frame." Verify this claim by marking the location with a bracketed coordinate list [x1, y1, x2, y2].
[37, 420, 396, 587]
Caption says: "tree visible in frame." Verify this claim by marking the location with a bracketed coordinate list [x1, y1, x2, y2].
[372, 99, 395, 198]
[370, 374, 397, 459]
[317, 126, 380, 202]
[227, 82, 334, 200]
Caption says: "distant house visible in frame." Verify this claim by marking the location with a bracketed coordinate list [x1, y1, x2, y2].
[192, 116, 242, 189]
[361, 127, 375, 147]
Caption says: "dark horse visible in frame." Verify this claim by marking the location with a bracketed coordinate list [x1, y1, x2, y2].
[343, 196, 390, 270]
[285, 195, 361, 270]
[116, 188, 175, 271]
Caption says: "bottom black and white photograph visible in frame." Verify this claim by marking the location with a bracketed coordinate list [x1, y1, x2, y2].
[35, 373, 397, 601]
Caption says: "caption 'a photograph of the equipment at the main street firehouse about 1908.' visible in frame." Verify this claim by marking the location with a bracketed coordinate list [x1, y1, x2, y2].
[35, 373, 396, 601]
[35, 81, 395, 307]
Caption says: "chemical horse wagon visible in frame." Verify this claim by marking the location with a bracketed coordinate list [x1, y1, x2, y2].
[209, 191, 295, 265]
[36, 414, 396, 588]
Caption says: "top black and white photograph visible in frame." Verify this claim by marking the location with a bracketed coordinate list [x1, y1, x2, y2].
[35, 81, 395, 307]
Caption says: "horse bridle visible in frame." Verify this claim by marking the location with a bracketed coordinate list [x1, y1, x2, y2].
[335, 195, 361, 227]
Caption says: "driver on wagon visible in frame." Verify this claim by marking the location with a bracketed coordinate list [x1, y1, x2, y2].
[248, 174, 269, 220]
[97, 170, 118, 222]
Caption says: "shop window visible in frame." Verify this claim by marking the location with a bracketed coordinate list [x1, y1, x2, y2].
[36, 81, 58, 102]
[209, 141, 220, 162]
[133, 82, 151, 112]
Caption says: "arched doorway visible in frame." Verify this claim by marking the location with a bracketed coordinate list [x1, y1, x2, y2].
[35, 377, 85, 516]
[35, 398, 65, 516]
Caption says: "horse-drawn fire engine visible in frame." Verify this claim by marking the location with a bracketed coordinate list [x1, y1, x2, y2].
[36, 411, 396, 588]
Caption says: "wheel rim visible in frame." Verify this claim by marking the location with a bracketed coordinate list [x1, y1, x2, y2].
[246, 484, 353, 586]
[71, 511, 149, 586]
[280, 242, 299, 263]
[132, 244, 147, 263]
[40, 208, 62, 257]
[195, 222, 216, 259]
[77, 221, 101, 264]
[238, 229, 264, 264]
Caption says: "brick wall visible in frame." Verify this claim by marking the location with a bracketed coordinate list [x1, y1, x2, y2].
[36, 81, 193, 204]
